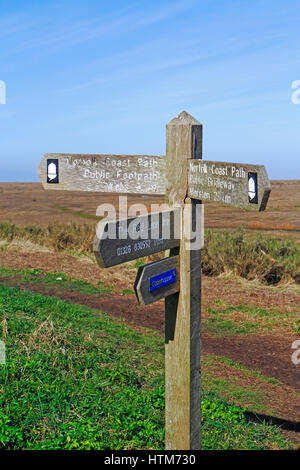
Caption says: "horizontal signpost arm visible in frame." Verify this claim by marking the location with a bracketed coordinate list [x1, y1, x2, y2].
[93, 208, 181, 268]
[37, 154, 271, 209]
[134, 255, 180, 305]
[188, 159, 271, 211]
[37, 153, 166, 195]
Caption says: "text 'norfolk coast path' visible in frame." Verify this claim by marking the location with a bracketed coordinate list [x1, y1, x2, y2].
[38, 153, 270, 211]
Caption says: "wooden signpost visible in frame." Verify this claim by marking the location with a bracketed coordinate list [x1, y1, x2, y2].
[37, 110, 271, 451]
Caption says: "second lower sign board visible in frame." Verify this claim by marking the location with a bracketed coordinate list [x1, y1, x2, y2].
[134, 255, 180, 305]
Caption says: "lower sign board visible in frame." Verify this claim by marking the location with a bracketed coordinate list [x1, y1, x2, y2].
[134, 255, 180, 305]
[94, 209, 181, 268]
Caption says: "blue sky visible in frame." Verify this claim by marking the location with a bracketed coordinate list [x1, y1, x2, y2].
[0, 0, 299, 181]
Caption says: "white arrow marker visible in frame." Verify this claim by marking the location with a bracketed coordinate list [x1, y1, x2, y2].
[47, 162, 57, 182]
[248, 176, 256, 201]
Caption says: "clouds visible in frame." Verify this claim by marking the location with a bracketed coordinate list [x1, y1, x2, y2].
[1, 0, 199, 59]
[1, 0, 300, 180]
[0, 12, 31, 39]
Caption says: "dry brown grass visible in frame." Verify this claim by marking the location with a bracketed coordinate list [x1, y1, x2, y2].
[1, 220, 300, 286]
[1, 181, 300, 240]
[247, 221, 297, 231]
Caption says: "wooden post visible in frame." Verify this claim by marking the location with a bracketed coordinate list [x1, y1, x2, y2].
[165, 111, 202, 450]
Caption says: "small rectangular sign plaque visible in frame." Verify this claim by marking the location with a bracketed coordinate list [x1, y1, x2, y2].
[134, 255, 180, 305]
[149, 268, 177, 292]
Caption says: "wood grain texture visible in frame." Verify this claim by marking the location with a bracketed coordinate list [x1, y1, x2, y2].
[165, 111, 202, 450]
[188, 160, 271, 211]
[134, 255, 180, 305]
[37, 153, 166, 195]
[93, 209, 181, 268]
[165, 112, 202, 207]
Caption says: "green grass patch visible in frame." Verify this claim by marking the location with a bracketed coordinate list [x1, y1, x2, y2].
[204, 303, 299, 335]
[121, 288, 134, 295]
[204, 315, 259, 336]
[203, 378, 267, 414]
[53, 204, 103, 221]
[202, 396, 292, 450]
[134, 260, 146, 268]
[0, 267, 112, 296]
[203, 355, 281, 386]
[0, 284, 165, 450]
[0, 285, 295, 450]
[202, 355, 300, 420]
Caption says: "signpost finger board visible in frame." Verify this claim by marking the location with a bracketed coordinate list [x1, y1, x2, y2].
[37, 153, 166, 195]
[93, 208, 181, 268]
[188, 160, 270, 211]
[134, 255, 180, 305]
[37, 154, 271, 210]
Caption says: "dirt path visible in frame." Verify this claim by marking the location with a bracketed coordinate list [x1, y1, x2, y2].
[2, 249, 300, 305]
[1, 276, 299, 390]
[1, 250, 299, 389]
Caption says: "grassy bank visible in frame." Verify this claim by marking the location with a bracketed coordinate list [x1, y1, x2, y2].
[202, 228, 300, 284]
[0, 283, 165, 450]
[0, 284, 295, 450]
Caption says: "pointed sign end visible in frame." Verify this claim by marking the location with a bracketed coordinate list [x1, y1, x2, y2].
[168, 111, 202, 126]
